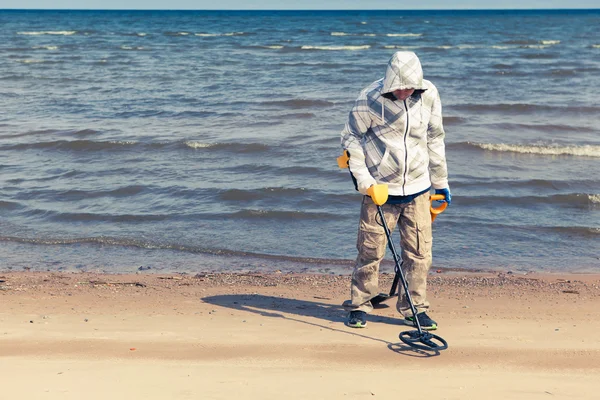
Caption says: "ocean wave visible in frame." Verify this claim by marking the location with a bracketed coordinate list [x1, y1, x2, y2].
[0, 128, 100, 140]
[0, 200, 21, 210]
[540, 40, 560, 45]
[18, 185, 149, 202]
[383, 45, 420, 50]
[255, 45, 284, 49]
[451, 177, 598, 191]
[541, 226, 600, 237]
[449, 103, 600, 114]
[330, 32, 416, 37]
[520, 44, 551, 49]
[120, 45, 146, 50]
[56, 185, 148, 200]
[120, 32, 148, 37]
[260, 99, 334, 109]
[483, 122, 595, 133]
[184, 141, 272, 153]
[279, 112, 316, 119]
[39, 210, 170, 223]
[229, 209, 343, 221]
[455, 142, 600, 158]
[386, 33, 422, 37]
[3, 139, 140, 151]
[276, 62, 343, 68]
[502, 39, 538, 45]
[383, 45, 472, 51]
[592, 44, 600, 49]
[458, 193, 600, 209]
[194, 32, 246, 37]
[0, 235, 352, 265]
[300, 45, 371, 51]
[219, 187, 309, 201]
[13, 59, 46, 64]
[443, 116, 467, 125]
[32, 45, 59, 50]
[219, 163, 341, 180]
[330, 32, 376, 36]
[17, 31, 77, 35]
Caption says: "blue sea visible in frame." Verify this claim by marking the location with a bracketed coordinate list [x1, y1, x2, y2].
[0, 9, 598, 274]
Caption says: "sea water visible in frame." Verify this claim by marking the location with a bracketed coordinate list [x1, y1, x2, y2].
[0, 10, 598, 274]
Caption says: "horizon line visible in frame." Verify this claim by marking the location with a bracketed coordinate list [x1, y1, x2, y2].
[1, 8, 599, 11]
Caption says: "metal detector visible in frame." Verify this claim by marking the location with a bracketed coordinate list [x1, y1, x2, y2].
[338, 151, 449, 351]
[373, 190, 448, 351]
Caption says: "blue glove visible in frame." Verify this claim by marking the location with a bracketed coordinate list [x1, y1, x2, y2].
[435, 188, 452, 206]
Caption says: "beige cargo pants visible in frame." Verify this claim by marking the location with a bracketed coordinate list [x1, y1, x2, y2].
[343, 192, 433, 317]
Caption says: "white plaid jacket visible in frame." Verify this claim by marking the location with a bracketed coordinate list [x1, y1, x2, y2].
[341, 51, 448, 196]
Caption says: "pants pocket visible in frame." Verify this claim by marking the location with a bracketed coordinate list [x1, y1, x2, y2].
[357, 229, 385, 262]
[416, 221, 432, 257]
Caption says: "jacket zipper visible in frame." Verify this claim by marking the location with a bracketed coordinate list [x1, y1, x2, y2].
[402, 99, 409, 195]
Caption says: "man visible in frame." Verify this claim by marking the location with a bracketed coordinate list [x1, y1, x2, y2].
[340, 51, 451, 330]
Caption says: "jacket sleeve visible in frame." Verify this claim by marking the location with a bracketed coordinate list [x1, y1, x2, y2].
[340, 94, 377, 194]
[427, 86, 449, 189]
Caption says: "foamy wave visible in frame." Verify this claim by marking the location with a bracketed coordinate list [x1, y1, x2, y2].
[475, 143, 600, 157]
[137, 33, 147, 37]
[33, 45, 59, 50]
[521, 45, 549, 49]
[590, 194, 600, 204]
[18, 31, 76, 35]
[262, 45, 283, 49]
[540, 40, 560, 45]
[492, 45, 513, 49]
[386, 33, 422, 37]
[185, 141, 213, 149]
[592, 44, 600, 49]
[301, 45, 370, 51]
[331, 32, 377, 37]
[15, 59, 45, 64]
[120, 45, 145, 50]
[195, 32, 245, 37]
[108, 140, 137, 145]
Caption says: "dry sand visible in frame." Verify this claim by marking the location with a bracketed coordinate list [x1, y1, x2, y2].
[1, 270, 600, 399]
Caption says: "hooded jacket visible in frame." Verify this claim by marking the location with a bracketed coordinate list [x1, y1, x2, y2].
[341, 51, 448, 196]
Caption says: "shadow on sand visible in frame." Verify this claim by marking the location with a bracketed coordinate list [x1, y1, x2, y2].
[202, 293, 441, 357]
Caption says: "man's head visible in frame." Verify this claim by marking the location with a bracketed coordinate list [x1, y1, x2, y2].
[382, 51, 425, 97]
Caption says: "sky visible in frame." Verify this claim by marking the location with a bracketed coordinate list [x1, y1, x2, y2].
[0, 0, 598, 10]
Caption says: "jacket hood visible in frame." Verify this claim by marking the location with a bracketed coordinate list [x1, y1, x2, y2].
[382, 51, 426, 94]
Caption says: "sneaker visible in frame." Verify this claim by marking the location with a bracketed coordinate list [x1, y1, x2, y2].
[346, 310, 367, 328]
[404, 312, 437, 330]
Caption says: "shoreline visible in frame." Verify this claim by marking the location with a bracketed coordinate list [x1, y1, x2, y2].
[1, 270, 600, 399]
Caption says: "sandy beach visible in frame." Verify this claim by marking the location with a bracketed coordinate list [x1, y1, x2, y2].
[1, 270, 599, 399]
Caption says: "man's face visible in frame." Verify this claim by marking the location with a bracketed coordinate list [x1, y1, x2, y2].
[392, 89, 415, 101]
